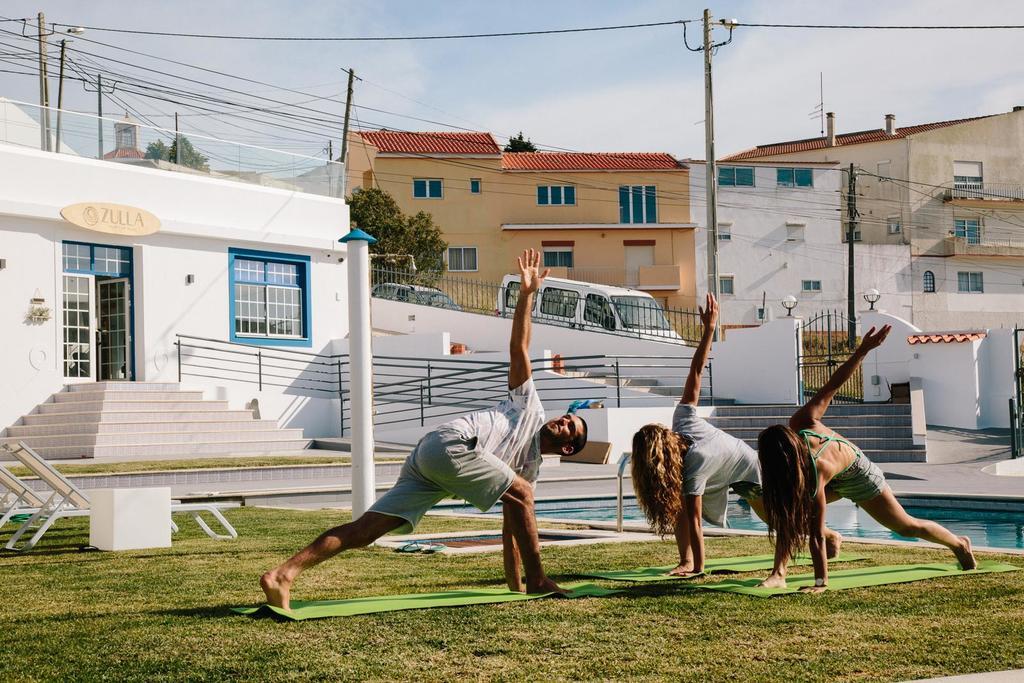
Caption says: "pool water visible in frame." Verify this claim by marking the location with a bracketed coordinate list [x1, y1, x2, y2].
[451, 497, 1024, 551]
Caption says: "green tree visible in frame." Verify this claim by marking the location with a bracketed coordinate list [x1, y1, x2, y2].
[503, 131, 537, 153]
[348, 187, 448, 277]
[144, 136, 209, 171]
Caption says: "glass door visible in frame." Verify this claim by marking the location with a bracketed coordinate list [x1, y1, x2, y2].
[97, 278, 131, 381]
[62, 274, 96, 381]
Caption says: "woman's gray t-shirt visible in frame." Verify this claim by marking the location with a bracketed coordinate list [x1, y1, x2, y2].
[672, 404, 760, 527]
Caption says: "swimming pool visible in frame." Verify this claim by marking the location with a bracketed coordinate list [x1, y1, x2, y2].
[448, 497, 1024, 551]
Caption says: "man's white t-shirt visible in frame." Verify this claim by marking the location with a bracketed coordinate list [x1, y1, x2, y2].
[443, 378, 546, 484]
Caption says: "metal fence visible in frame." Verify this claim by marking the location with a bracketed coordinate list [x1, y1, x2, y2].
[1013, 328, 1024, 459]
[370, 266, 703, 344]
[175, 334, 709, 433]
[798, 310, 864, 403]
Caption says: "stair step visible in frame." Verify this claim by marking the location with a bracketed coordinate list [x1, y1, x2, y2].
[2, 438, 311, 460]
[4, 427, 292, 448]
[724, 426, 913, 439]
[6, 419, 279, 437]
[21, 410, 255, 426]
[35, 400, 230, 414]
[708, 415, 912, 428]
[712, 404, 911, 416]
[738, 437, 920, 451]
[66, 382, 183, 392]
[53, 390, 204, 403]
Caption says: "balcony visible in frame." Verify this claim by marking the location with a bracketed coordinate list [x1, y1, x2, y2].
[545, 265, 683, 291]
[943, 182, 1024, 203]
[0, 99, 343, 199]
[941, 236, 1024, 257]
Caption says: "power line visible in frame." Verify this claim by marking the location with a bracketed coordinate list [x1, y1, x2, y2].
[47, 19, 692, 41]
[735, 22, 1024, 30]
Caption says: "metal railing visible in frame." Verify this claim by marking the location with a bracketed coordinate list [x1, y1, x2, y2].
[371, 266, 703, 344]
[1, 100, 344, 199]
[947, 182, 1024, 201]
[175, 334, 711, 433]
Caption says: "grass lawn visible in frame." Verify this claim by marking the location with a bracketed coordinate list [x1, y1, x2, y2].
[4, 455, 407, 478]
[2, 508, 1022, 682]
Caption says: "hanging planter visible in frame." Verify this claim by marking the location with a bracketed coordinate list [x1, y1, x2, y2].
[26, 305, 52, 323]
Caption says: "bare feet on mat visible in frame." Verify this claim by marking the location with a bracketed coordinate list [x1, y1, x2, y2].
[954, 536, 977, 570]
[758, 572, 787, 589]
[826, 530, 843, 560]
[260, 570, 292, 611]
[527, 576, 567, 596]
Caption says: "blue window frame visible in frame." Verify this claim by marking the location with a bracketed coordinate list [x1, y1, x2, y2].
[954, 218, 980, 244]
[470, 178, 481, 194]
[413, 178, 443, 198]
[537, 185, 576, 206]
[618, 185, 657, 224]
[228, 248, 312, 347]
[62, 241, 132, 276]
[777, 168, 814, 188]
[719, 167, 754, 187]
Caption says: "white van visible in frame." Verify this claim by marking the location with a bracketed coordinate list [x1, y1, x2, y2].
[497, 274, 683, 342]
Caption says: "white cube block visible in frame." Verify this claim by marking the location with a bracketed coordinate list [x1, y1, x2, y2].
[89, 487, 172, 551]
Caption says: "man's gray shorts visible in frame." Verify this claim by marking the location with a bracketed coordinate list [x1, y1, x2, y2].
[367, 428, 518, 533]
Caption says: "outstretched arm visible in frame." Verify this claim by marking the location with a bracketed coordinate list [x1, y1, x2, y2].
[508, 249, 549, 390]
[502, 506, 523, 591]
[790, 325, 891, 430]
[680, 293, 718, 405]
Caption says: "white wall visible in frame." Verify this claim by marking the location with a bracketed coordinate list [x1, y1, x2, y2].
[910, 340, 982, 429]
[690, 164, 914, 325]
[859, 309, 922, 402]
[713, 317, 801, 404]
[978, 328, 1015, 428]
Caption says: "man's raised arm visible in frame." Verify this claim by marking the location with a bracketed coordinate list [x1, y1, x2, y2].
[508, 249, 549, 390]
[680, 293, 718, 406]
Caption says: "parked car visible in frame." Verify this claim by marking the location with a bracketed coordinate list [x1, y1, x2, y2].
[371, 283, 462, 311]
[497, 274, 682, 342]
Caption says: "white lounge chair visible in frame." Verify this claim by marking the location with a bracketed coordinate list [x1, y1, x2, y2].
[1, 442, 239, 551]
[1, 464, 88, 531]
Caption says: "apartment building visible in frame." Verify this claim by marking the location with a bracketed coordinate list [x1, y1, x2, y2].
[346, 131, 697, 308]
[723, 108, 1024, 329]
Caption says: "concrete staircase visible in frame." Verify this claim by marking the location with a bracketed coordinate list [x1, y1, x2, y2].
[708, 403, 925, 463]
[1, 382, 310, 460]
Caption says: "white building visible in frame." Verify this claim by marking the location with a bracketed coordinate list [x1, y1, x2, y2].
[0, 122, 350, 445]
[690, 161, 913, 325]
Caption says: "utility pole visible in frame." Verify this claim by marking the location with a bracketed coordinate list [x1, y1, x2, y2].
[55, 39, 67, 153]
[174, 112, 181, 165]
[36, 12, 51, 151]
[339, 68, 356, 197]
[846, 163, 859, 347]
[702, 9, 720, 339]
[327, 139, 333, 165]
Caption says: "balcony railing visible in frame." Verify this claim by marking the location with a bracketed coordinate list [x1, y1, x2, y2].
[0, 99, 344, 199]
[545, 265, 683, 290]
[946, 182, 1024, 201]
[943, 236, 1024, 257]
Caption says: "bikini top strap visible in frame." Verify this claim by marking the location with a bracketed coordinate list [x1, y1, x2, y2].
[798, 429, 834, 460]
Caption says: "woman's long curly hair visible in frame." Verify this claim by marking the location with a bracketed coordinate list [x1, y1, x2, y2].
[757, 424, 814, 560]
[631, 424, 686, 537]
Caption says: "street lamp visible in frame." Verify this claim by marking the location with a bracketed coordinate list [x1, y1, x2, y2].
[863, 288, 881, 311]
[55, 27, 85, 153]
[781, 295, 798, 317]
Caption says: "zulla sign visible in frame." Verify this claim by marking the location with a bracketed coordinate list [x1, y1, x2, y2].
[60, 202, 160, 236]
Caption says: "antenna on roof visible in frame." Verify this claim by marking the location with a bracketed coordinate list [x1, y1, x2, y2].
[808, 72, 824, 135]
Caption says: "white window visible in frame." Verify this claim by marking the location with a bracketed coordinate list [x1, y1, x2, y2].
[888, 217, 902, 234]
[618, 185, 657, 224]
[957, 271, 984, 293]
[877, 160, 891, 180]
[954, 218, 981, 244]
[230, 252, 308, 341]
[719, 275, 735, 295]
[413, 178, 443, 198]
[447, 247, 478, 272]
[718, 222, 732, 241]
[802, 280, 823, 293]
[844, 229, 862, 242]
[786, 222, 805, 242]
[953, 161, 983, 198]
[923, 270, 936, 293]
[537, 185, 576, 206]
[542, 247, 573, 268]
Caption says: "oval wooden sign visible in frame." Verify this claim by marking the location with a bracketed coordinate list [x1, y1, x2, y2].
[60, 202, 161, 236]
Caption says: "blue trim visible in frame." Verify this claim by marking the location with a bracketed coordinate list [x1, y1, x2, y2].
[339, 228, 378, 244]
[61, 240, 136, 380]
[228, 247, 312, 348]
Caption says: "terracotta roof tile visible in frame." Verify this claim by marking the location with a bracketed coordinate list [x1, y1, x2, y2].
[723, 115, 995, 161]
[102, 147, 145, 160]
[502, 152, 682, 171]
[359, 130, 500, 155]
[907, 332, 987, 345]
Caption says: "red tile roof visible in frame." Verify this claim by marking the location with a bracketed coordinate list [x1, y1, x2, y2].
[907, 332, 987, 345]
[359, 130, 501, 155]
[502, 152, 682, 171]
[102, 147, 145, 160]
[723, 115, 995, 161]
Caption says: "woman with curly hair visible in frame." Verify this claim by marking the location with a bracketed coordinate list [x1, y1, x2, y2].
[631, 293, 840, 578]
[756, 324, 976, 592]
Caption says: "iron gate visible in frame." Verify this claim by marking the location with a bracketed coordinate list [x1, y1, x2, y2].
[1013, 327, 1024, 458]
[798, 310, 863, 404]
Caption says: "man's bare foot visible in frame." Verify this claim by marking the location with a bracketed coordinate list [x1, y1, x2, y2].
[260, 570, 292, 611]
[758, 573, 787, 589]
[954, 536, 976, 570]
[825, 530, 843, 559]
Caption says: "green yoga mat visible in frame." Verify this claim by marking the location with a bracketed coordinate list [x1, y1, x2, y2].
[691, 560, 1020, 598]
[232, 582, 621, 621]
[582, 552, 867, 583]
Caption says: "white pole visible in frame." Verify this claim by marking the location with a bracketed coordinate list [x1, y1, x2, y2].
[339, 228, 377, 516]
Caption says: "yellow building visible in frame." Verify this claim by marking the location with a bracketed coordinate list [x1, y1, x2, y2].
[346, 131, 696, 308]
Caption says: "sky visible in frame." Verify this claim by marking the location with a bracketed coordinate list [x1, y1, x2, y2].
[2, 0, 1023, 159]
